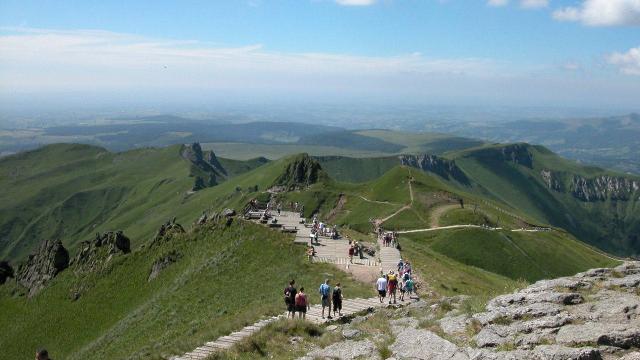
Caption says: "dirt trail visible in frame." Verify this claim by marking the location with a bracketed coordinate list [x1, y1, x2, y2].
[428, 204, 460, 228]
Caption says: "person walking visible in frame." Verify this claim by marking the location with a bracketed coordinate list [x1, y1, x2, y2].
[332, 282, 343, 317]
[397, 259, 404, 273]
[284, 280, 297, 318]
[376, 273, 388, 303]
[405, 277, 415, 299]
[295, 287, 309, 320]
[319, 279, 332, 319]
[387, 271, 398, 304]
[348, 244, 354, 264]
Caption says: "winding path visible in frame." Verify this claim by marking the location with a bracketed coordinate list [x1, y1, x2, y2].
[173, 210, 408, 360]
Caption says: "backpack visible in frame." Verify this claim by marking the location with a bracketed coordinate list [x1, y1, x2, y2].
[295, 293, 307, 307]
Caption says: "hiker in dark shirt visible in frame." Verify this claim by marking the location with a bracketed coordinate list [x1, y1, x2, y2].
[284, 280, 297, 318]
[332, 283, 343, 317]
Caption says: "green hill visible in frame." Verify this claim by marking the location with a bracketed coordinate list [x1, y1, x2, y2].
[0, 219, 371, 360]
[0, 141, 627, 359]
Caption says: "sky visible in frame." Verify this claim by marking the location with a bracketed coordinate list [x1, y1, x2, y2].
[0, 0, 639, 112]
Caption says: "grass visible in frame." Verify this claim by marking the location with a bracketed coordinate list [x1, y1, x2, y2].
[0, 220, 372, 360]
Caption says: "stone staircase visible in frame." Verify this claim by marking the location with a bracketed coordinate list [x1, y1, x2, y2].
[172, 209, 408, 360]
[174, 296, 416, 360]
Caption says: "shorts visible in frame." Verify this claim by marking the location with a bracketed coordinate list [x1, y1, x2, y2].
[322, 295, 330, 307]
[296, 305, 307, 313]
[287, 303, 296, 312]
[378, 290, 387, 297]
[388, 286, 396, 293]
[333, 300, 342, 311]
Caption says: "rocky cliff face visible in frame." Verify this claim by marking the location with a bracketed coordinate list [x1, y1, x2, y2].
[16, 239, 69, 297]
[273, 154, 323, 190]
[181, 143, 228, 191]
[571, 175, 640, 202]
[500, 144, 534, 168]
[541, 170, 639, 202]
[0, 260, 14, 284]
[71, 231, 130, 273]
[399, 154, 470, 185]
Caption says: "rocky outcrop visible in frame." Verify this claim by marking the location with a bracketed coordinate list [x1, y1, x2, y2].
[273, 154, 323, 190]
[16, 239, 69, 297]
[400, 154, 470, 185]
[463, 261, 640, 358]
[72, 231, 131, 273]
[541, 170, 563, 192]
[0, 260, 14, 284]
[540, 170, 639, 202]
[148, 251, 181, 281]
[500, 144, 534, 168]
[181, 143, 228, 191]
[151, 218, 186, 246]
[570, 175, 639, 202]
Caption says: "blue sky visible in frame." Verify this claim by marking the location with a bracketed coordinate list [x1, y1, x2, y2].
[0, 0, 639, 110]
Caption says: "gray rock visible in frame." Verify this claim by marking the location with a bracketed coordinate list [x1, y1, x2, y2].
[302, 339, 380, 360]
[620, 352, 640, 360]
[326, 325, 339, 332]
[16, 239, 69, 297]
[342, 328, 361, 339]
[605, 274, 640, 289]
[390, 328, 468, 359]
[475, 325, 515, 348]
[440, 314, 470, 335]
[556, 322, 640, 349]
[222, 208, 236, 217]
[390, 317, 420, 334]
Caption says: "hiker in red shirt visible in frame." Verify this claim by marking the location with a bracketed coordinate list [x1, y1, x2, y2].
[295, 287, 309, 320]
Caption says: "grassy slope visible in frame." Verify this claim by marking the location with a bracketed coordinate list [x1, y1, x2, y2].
[0, 221, 372, 360]
[450, 143, 640, 255]
[400, 228, 618, 295]
[0, 144, 281, 262]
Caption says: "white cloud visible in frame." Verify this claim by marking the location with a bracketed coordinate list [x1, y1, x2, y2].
[607, 47, 640, 75]
[0, 27, 497, 94]
[520, 0, 548, 9]
[335, 0, 376, 6]
[553, 0, 640, 26]
[487, 0, 509, 7]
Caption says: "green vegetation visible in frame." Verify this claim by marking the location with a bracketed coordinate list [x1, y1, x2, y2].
[0, 221, 372, 360]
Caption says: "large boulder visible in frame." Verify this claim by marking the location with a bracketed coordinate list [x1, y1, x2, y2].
[0, 261, 14, 284]
[16, 239, 69, 297]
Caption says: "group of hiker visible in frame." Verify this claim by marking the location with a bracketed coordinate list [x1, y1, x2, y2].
[376, 259, 415, 304]
[380, 230, 398, 248]
[284, 279, 344, 320]
[347, 240, 365, 263]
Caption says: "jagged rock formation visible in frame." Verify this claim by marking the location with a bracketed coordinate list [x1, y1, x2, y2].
[540, 169, 563, 192]
[148, 251, 181, 281]
[400, 154, 470, 185]
[151, 218, 186, 246]
[181, 143, 228, 191]
[273, 154, 323, 190]
[16, 239, 69, 297]
[541, 170, 639, 202]
[570, 175, 640, 202]
[0, 260, 14, 284]
[72, 231, 131, 272]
